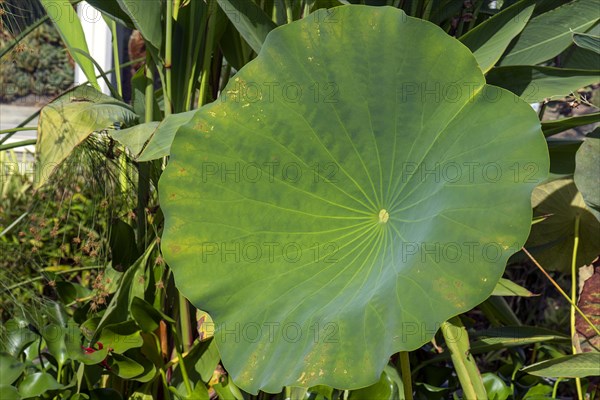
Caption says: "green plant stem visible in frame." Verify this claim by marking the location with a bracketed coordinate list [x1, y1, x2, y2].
[109, 21, 123, 98]
[552, 378, 563, 399]
[398, 352, 414, 400]
[0, 139, 36, 151]
[178, 294, 193, 353]
[183, 2, 204, 110]
[171, 325, 193, 395]
[164, 0, 173, 116]
[570, 215, 583, 400]
[522, 247, 600, 336]
[136, 54, 154, 251]
[198, 0, 218, 108]
[0, 126, 37, 135]
[284, 0, 294, 23]
[440, 317, 487, 400]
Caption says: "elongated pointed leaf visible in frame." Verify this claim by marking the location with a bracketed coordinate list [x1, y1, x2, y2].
[115, 0, 162, 51]
[486, 66, 600, 103]
[460, 0, 535, 73]
[500, 0, 599, 66]
[39, 0, 99, 89]
[217, 0, 277, 53]
[542, 112, 600, 137]
[522, 353, 600, 378]
[160, 6, 548, 393]
[492, 278, 536, 297]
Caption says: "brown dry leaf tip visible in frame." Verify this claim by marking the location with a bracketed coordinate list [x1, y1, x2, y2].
[39, 219, 47, 228]
[31, 247, 38, 254]
[155, 281, 164, 290]
[29, 227, 38, 234]
[50, 225, 59, 238]
[18, 231, 25, 237]
[48, 280, 56, 287]
[72, 237, 81, 244]
[155, 255, 164, 265]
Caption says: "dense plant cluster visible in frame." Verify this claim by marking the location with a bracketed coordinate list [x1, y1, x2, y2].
[0, 23, 73, 102]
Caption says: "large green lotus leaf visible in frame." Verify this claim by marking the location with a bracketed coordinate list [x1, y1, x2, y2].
[159, 6, 548, 393]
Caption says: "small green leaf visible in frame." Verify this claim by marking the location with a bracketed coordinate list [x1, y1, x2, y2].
[522, 353, 600, 378]
[110, 111, 196, 161]
[0, 353, 24, 385]
[486, 66, 599, 103]
[130, 296, 175, 333]
[482, 373, 511, 400]
[110, 353, 145, 379]
[491, 278, 536, 297]
[0, 385, 21, 400]
[18, 373, 63, 398]
[348, 367, 399, 400]
[500, 0, 599, 65]
[98, 321, 143, 354]
[573, 31, 600, 54]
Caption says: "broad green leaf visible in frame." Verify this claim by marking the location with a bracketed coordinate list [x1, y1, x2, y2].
[481, 373, 511, 400]
[460, 0, 535, 73]
[110, 111, 196, 161]
[541, 112, 600, 137]
[527, 178, 600, 271]
[491, 278, 536, 297]
[217, 0, 277, 53]
[0, 353, 24, 385]
[573, 31, 600, 54]
[486, 66, 600, 103]
[574, 129, 600, 220]
[39, 0, 99, 89]
[36, 86, 137, 189]
[18, 373, 63, 398]
[522, 353, 600, 378]
[500, 0, 599, 65]
[159, 6, 548, 393]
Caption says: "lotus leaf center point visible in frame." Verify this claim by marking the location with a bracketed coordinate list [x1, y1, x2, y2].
[378, 209, 389, 223]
